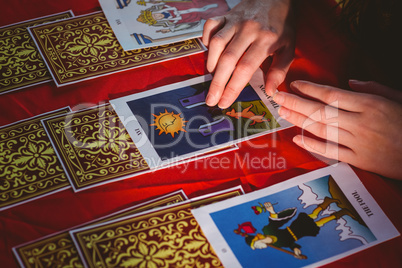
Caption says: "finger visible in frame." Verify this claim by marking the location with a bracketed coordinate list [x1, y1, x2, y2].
[265, 45, 295, 96]
[202, 16, 226, 47]
[217, 42, 272, 108]
[290, 80, 368, 112]
[349, 80, 402, 103]
[278, 106, 354, 145]
[206, 33, 256, 107]
[274, 91, 357, 129]
[205, 18, 237, 73]
[292, 135, 355, 163]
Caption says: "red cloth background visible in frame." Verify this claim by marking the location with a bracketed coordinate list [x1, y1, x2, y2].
[1, 0, 401, 267]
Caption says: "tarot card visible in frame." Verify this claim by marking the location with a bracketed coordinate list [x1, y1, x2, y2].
[70, 186, 244, 268]
[42, 104, 151, 192]
[28, 12, 206, 87]
[0, 11, 73, 94]
[110, 68, 293, 168]
[99, 0, 240, 50]
[0, 107, 71, 211]
[13, 190, 188, 268]
[192, 163, 400, 268]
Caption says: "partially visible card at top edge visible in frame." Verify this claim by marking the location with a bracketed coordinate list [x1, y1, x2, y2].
[99, 0, 241, 50]
[192, 163, 400, 268]
[0, 11, 73, 95]
[13, 189, 188, 268]
[0, 107, 71, 211]
[70, 186, 244, 268]
[42, 104, 151, 192]
[28, 11, 206, 87]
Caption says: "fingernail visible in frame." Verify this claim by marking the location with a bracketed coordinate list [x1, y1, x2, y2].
[293, 135, 302, 145]
[273, 92, 284, 104]
[218, 96, 232, 109]
[278, 107, 289, 118]
[205, 94, 215, 106]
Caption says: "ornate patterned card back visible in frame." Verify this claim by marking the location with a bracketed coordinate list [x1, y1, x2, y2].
[0, 107, 71, 210]
[71, 188, 243, 268]
[0, 11, 73, 94]
[29, 12, 205, 86]
[13, 190, 187, 268]
[43, 104, 150, 191]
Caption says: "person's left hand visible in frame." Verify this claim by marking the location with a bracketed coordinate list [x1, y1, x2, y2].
[273, 80, 402, 180]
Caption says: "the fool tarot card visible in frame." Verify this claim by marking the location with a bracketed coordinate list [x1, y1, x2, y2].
[110, 68, 293, 168]
[99, 0, 240, 50]
[192, 163, 400, 268]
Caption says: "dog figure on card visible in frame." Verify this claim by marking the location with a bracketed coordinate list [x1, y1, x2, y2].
[226, 104, 270, 126]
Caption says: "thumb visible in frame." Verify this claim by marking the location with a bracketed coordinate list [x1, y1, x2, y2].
[265, 46, 294, 96]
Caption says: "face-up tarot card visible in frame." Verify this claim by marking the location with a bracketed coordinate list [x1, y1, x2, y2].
[110, 68, 293, 168]
[0, 107, 71, 211]
[13, 190, 188, 268]
[192, 163, 400, 268]
[98, 0, 240, 50]
[70, 186, 244, 268]
[28, 11, 206, 87]
[0, 11, 73, 94]
[42, 104, 151, 192]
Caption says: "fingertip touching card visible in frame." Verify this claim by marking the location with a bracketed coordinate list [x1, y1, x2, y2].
[0, 11, 73, 95]
[0, 107, 71, 211]
[99, 0, 240, 50]
[110, 68, 293, 169]
[192, 163, 400, 268]
[28, 11, 206, 87]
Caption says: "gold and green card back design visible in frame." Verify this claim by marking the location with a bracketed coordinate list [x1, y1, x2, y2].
[0, 11, 73, 94]
[0, 107, 71, 210]
[43, 104, 150, 191]
[29, 12, 206, 86]
[70, 188, 243, 268]
[13, 190, 188, 268]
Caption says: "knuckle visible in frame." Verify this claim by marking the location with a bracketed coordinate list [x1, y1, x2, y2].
[209, 34, 227, 49]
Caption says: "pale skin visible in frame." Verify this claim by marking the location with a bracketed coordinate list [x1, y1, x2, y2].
[202, 0, 295, 108]
[273, 80, 402, 180]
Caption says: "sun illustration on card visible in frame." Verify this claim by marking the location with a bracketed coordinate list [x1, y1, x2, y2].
[150, 109, 187, 137]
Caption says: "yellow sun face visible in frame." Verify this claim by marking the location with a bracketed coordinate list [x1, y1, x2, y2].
[150, 109, 187, 137]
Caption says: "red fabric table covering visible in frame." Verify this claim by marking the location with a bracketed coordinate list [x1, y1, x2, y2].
[1, 0, 401, 267]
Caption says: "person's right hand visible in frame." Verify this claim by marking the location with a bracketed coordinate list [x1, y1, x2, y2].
[202, 0, 296, 108]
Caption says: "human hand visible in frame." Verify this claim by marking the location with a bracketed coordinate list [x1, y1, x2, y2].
[203, 0, 295, 108]
[264, 202, 275, 214]
[273, 80, 402, 179]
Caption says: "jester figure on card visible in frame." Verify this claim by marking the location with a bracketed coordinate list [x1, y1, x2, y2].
[235, 199, 355, 259]
[136, 0, 230, 33]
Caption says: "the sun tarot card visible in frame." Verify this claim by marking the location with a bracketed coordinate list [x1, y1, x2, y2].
[28, 11, 206, 86]
[98, 0, 240, 50]
[70, 186, 244, 268]
[0, 107, 71, 211]
[192, 163, 400, 268]
[110, 68, 293, 168]
[0, 11, 73, 94]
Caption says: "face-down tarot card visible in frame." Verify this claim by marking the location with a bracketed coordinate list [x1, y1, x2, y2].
[110, 68, 293, 169]
[192, 163, 400, 268]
